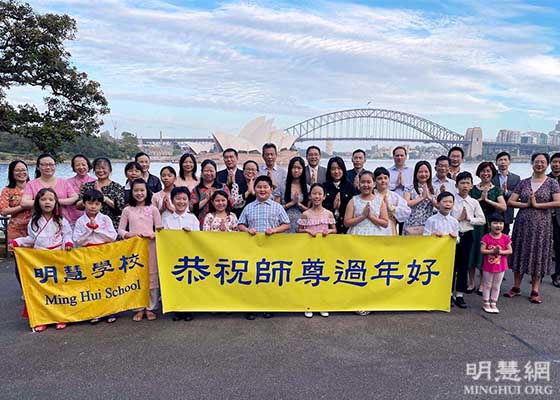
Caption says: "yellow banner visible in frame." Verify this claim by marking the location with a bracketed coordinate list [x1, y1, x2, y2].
[157, 231, 455, 312]
[16, 237, 150, 327]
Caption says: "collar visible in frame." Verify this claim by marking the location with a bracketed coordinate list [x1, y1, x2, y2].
[390, 165, 409, 171]
[256, 197, 274, 205]
[172, 211, 191, 219]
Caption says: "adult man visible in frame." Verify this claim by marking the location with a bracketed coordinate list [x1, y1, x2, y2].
[346, 149, 366, 189]
[547, 152, 560, 288]
[432, 155, 458, 198]
[217, 148, 246, 191]
[259, 143, 287, 195]
[388, 146, 413, 198]
[305, 146, 327, 184]
[492, 151, 520, 235]
[447, 146, 464, 180]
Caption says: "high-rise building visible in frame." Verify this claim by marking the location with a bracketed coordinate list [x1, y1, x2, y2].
[496, 129, 520, 143]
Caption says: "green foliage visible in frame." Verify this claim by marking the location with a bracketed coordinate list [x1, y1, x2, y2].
[0, 0, 109, 156]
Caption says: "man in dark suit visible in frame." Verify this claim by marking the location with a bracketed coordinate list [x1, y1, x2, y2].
[305, 145, 327, 185]
[217, 148, 247, 197]
[492, 151, 521, 235]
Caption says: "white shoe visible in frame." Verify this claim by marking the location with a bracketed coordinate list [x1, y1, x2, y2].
[355, 311, 371, 316]
[320, 312, 329, 317]
[304, 312, 313, 318]
[490, 303, 500, 314]
[482, 302, 493, 314]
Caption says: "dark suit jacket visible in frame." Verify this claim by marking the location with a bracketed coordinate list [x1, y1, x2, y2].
[492, 172, 521, 224]
[217, 168, 247, 208]
[305, 165, 327, 185]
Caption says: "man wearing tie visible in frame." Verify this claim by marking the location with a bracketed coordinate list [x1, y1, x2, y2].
[305, 146, 327, 185]
[217, 148, 246, 188]
[492, 151, 520, 235]
[388, 146, 413, 198]
[432, 155, 458, 199]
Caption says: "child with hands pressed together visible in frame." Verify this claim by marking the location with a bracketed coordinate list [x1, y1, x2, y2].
[10, 187, 73, 332]
[118, 178, 162, 322]
[423, 191, 459, 238]
[152, 166, 177, 219]
[480, 213, 512, 314]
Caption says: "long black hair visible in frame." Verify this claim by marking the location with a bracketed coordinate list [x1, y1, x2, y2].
[326, 156, 348, 183]
[128, 178, 152, 206]
[412, 161, 434, 195]
[7, 160, 29, 188]
[179, 153, 198, 181]
[31, 187, 63, 233]
[284, 157, 308, 205]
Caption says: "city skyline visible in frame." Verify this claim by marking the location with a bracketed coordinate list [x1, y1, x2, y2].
[6, 0, 560, 140]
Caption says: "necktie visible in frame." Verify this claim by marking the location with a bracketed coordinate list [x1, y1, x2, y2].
[311, 168, 317, 184]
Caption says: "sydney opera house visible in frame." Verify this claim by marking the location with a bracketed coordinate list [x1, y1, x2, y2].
[212, 117, 297, 153]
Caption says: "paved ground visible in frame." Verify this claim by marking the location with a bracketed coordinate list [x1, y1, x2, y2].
[1, 256, 559, 400]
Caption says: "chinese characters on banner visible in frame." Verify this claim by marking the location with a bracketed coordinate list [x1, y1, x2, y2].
[15, 237, 150, 327]
[156, 231, 456, 312]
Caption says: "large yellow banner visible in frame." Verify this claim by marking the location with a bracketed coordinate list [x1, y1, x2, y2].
[16, 237, 150, 327]
[157, 231, 455, 312]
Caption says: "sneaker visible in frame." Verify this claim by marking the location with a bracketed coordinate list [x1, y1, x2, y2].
[490, 303, 499, 314]
[319, 312, 329, 317]
[454, 296, 468, 309]
[304, 312, 313, 318]
[482, 301, 493, 314]
[355, 311, 371, 316]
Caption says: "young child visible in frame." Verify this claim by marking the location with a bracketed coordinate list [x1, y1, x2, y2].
[118, 178, 162, 322]
[480, 213, 512, 314]
[344, 171, 389, 316]
[423, 191, 459, 238]
[161, 186, 199, 322]
[73, 189, 118, 324]
[11, 187, 73, 332]
[297, 183, 336, 318]
[344, 171, 389, 236]
[450, 172, 486, 309]
[152, 166, 177, 220]
[202, 190, 238, 232]
[123, 161, 143, 205]
[238, 175, 290, 320]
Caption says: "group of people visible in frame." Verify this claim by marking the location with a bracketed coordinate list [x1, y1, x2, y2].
[1, 144, 560, 331]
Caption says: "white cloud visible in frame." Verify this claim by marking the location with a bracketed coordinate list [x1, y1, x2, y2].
[16, 0, 560, 137]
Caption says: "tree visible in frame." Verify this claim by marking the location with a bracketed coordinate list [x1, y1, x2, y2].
[0, 0, 109, 156]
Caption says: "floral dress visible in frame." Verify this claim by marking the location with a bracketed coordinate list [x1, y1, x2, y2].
[280, 186, 309, 233]
[79, 181, 125, 231]
[297, 208, 336, 235]
[202, 213, 239, 232]
[0, 187, 32, 242]
[403, 185, 434, 235]
[347, 195, 385, 236]
[511, 177, 560, 277]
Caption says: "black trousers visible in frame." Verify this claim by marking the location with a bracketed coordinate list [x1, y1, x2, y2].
[453, 231, 473, 294]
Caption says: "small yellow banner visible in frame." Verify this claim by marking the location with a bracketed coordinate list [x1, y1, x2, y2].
[157, 231, 455, 312]
[16, 237, 150, 327]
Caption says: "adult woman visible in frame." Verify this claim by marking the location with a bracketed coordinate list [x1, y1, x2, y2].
[230, 160, 259, 215]
[20, 153, 78, 221]
[323, 156, 355, 234]
[135, 152, 162, 194]
[505, 153, 560, 304]
[176, 153, 198, 193]
[403, 161, 436, 235]
[77, 157, 125, 231]
[65, 154, 95, 226]
[373, 167, 411, 236]
[191, 159, 231, 225]
[467, 162, 506, 293]
[0, 160, 32, 284]
[277, 157, 309, 232]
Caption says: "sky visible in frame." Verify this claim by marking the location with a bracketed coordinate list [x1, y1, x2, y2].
[7, 0, 560, 141]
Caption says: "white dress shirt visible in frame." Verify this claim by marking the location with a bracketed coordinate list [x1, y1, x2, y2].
[451, 195, 486, 232]
[432, 176, 458, 199]
[162, 211, 201, 231]
[423, 212, 459, 236]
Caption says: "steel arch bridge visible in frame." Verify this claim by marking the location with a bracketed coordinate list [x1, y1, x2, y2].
[284, 108, 468, 150]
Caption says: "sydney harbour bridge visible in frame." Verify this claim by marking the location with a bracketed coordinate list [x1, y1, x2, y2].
[141, 108, 555, 158]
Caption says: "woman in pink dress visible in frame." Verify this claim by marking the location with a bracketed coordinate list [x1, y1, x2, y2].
[118, 179, 163, 322]
[20, 153, 78, 222]
[65, 154, 95, 227]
